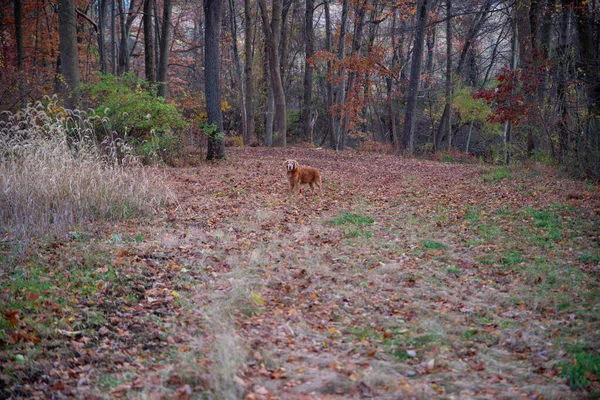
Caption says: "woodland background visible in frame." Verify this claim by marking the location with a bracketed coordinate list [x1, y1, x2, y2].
[0, 0, 599, 178]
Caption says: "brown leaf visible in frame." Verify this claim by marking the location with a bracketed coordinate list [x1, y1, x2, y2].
[3, 310, 20, 327]
[175, 384, 192, 399]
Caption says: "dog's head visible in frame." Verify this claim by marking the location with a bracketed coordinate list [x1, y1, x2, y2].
[284, 160, 298, 172]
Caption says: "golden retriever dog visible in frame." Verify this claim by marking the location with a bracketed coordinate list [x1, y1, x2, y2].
[285, 159, 322, 195]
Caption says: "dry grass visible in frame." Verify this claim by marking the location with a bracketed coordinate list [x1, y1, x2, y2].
[0, 99, 171, 249]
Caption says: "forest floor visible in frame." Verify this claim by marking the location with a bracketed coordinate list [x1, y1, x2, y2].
[1, 147, 599, 399]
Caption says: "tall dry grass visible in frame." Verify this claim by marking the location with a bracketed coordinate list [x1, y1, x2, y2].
[0, 99, 171, 248]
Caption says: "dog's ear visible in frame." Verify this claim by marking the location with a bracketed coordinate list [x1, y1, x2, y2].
[294, 161, 299, 169]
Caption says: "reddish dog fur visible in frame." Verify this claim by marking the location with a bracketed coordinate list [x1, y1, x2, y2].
[285, 160, 322, 195]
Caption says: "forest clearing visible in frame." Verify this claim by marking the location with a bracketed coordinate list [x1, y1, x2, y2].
[2, 0, 600, 397]
[1, 146, 599, 399]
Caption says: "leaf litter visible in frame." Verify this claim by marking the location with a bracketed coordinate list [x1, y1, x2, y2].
[1, 147, 599, 399]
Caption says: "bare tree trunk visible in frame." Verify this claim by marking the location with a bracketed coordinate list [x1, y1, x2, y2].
[153, 0, 161, 73]
[265, 45, 274, 147]
[556, 0, 571, 162]
[434, 0, 452, 152]
[111, 0, 116, 74]
[340, 0, 367, 150]
[143, 0, 155, 83]
[386, 10, 398, 145]
[515, 0, 536, 156]
[229, 0, 247, 141]
[279, 0, 293, 83]
[115, 0, 138, 75]
[445, 0, 452, 151]
[14, 0, 23, 70]
[424, 24, 435, 91]
[301, 0, 315, 143]
[117, 0, 128, 74]
[401, 0, 428, 155]
[325, 0, 335, 149]
[574, 0, 600, 117]
[465, 119, 474, 153]
[157, 0, 172, 99]
[332, 0, 348, 150]
[58, 0, 80, 108]
[98, 0, 108, 74]
[244, 0, 255, 144]
[505, 15, 519, 165]
[205, 0, 225, 160]
[537, 0, 554, 103]
[258, 0, 286, 147]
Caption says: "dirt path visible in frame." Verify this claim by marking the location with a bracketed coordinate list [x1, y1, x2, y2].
[130, 147, 597, 399]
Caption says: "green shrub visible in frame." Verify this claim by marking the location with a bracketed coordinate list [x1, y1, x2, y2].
[78, 73, 185, 159]
[135, 131, 180, 164]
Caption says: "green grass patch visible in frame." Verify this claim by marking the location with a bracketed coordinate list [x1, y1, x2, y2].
[463, 206, 482, 222]
[345, 326, 440, 361]
[329, 211, 374, 240]
[0, 250, 118, 335]
[559, 349, 600, 392]
[445, 265, 461, 276]
[330, 211, 374, 227]
[422, 240, 449, 251]
[501, 249, 524, 268]
[578, 252, 600, 264]
[525, 262, 585, 289]
[482, 166, 511, 182]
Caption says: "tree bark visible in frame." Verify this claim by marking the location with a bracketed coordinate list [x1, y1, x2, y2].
[153, 0, 161, 75]
[386, 10, 398, 145]
[424, 25, 435, 91]
[98, 0, 108, 74]
[57, 0, 80, 108]
[574, 0, 600, 116]
[301, 0, 315, 143]
[537, 0, 554, 103]
[340, 0, 367, 150]
[157, 0, 172, 99]
[332, 0, 348, 150]
[400, 0, 428, 155]
[143, 0, 155, 83]
[115, 0, 137, 75]
[325, 0, 335, 149]
[258, 0, 286, 147]
[205, 0, 225, 160]
[117, 0, 128, 74]
[244, 0, 255, 144]
[264, 44, 274, 147]
[445, 0, 452, 151]
[556, 0, 571, 162]
[279, 0, 293, 83]
[516, 0, 538, 156]
[229, 0, 247, 142]
[111, 0, 116, 74]
[505, 15, 519, 165]
[14, 0, 24, 70]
